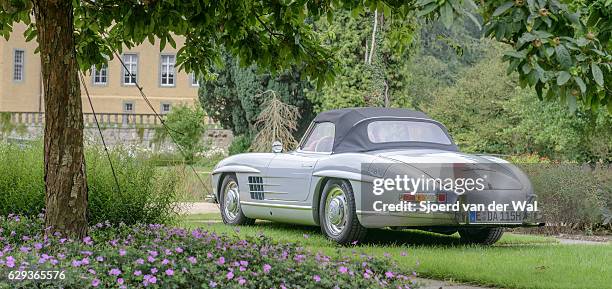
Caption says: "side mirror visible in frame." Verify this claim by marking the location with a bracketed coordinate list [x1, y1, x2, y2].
[272, 141, 283, 153]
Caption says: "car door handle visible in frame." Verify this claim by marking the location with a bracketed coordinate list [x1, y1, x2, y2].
[301, 163, 313, 168]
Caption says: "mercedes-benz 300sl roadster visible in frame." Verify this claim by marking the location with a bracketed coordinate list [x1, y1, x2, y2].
[212, 108, 540, 245]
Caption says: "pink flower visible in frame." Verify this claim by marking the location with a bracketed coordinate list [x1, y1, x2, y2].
[117, 278, 124, 285]
[136, 258, 144, 264]
[165, 269, 174, 276]
[217, 257, 225, 265]
[134, 270, 142, 276]
[187, 256, 197, 264]
[119, 249, 126, 256]
[91, 278, 100, 287]
[162, 259, 170, 265]
[313, 275, 321, 282]
[226, 271, 234, 280]
[339, 266, 348, 274]
[238, 277, 246, 285]
[263, 264, 271, 273]
[109, 268, 121, 276]
[385, 271, 395, 278]
[175, 247, 183, 253]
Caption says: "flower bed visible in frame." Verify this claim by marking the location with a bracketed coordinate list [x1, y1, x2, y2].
[0, 215, 417, 288]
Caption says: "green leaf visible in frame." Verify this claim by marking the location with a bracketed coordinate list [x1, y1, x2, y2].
[492, 2, 514, 17]
[464, 0, 479, 10]
[416, 3, 437, 17]
[504, 50, 527, 59]
[567, 94, 577, 113]
[554, 45, 571, 69]
[557, 71, 571, 85]
[440, 3, 454, 29]
[464, 12, 482, 30]
[591, 63, 604, 87]
[574, 77, 586, 93]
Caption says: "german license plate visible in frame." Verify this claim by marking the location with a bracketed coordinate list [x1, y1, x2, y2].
[469, 211, 524, 224]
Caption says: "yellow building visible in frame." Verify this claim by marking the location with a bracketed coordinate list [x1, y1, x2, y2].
[0, 23, 199, 121]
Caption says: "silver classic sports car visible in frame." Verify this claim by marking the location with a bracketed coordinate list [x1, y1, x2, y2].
[212, 108, 540, 245]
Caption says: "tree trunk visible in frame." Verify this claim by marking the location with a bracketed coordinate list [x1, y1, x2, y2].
[33, 0, 88, 238]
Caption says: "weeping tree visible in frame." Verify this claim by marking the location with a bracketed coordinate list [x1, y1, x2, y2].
[250, 90, 300, 152]
[0, 0, 608, 237]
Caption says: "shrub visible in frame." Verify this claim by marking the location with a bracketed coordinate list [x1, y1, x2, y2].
[154, 105, 207, 164]
[0, 142, 181, 225]
[228, 134, 252, 155]
[511, 158, 612, 233]
[0, 216, 418, 289]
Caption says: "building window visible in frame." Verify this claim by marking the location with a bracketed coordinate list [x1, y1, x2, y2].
[14, 50, 25, 81]
[160, 55, 175, 86]
[190, 73, 200, 87]
[123, 102, 134, 113]
[91, 64, 108, 85]
[122, 54, 138, 85]
[161, 103, 171, 114]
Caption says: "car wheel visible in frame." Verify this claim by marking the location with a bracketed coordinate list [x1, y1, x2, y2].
[220, 174, 255, 225]
[319, 179, 367, 244]
[459, 227, 503, 245]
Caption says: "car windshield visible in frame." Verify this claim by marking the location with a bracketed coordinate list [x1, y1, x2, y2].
[367, 120, 452, 145]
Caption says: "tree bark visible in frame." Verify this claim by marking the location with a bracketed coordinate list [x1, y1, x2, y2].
[33, 0, 88, 238]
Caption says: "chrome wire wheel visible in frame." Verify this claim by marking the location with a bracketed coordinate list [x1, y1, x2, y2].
[223, 180, 240, 222]
[324, 186, 348, 236]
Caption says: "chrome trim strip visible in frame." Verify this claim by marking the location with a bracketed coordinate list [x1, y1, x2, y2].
[241, 201, 312, 210]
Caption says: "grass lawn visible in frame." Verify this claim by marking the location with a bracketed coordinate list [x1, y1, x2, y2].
[182, 214, 611, 289]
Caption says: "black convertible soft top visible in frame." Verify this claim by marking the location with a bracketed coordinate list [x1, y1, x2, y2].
[307, 107, 458, 153]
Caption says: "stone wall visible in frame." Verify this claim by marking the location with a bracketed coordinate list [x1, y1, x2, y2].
[3, 125, 233, 153]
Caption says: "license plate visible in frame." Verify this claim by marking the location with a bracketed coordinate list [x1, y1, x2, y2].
[469, 211, 524, 224]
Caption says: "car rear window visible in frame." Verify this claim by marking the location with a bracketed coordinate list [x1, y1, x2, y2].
[367, 120, 452, 145]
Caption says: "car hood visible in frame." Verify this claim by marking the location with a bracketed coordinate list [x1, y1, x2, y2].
[375, 149, 524, 190]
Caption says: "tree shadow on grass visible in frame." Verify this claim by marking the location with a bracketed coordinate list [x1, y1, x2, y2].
[249, 221, 465, 247]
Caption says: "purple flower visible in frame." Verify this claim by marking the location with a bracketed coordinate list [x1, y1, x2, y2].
[147, 256, 155, 263]
[117, 278, 124, 285]
[239, 260, 249, 267]
[187, 256, 197, 264]
[175, 247, 183, 253]
[263, 264, 271, 273]
[109, 268, 122, 276]
[119, 249, 126, 256]
[162, 259, 170, 265]
[238, 277, 246, 285]
[91, 278, 100, 287]
[151, 268, 158, 274]
[385, 271, 395, 278]
[5, 256, 15, 268]
[96, 256, 104, 262]
[34, 243, 43, 250]
[339, 266, 348, 274]
[209, 281, 217, 288]
[71, 260, 82, 267]
[226, 271, 234, 280]
[313, 275, 321, 282]
[88, 269, 97, 275]
[401, 251, 407, 256]
[134, 270, 142, 276]
[136, 258, 144, 265]
[217, 257, 225, 265]
[165, 269, 174, 276]
[83, 236, 93, 245]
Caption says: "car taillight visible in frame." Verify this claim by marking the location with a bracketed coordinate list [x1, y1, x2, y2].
[401, 194, 416, 202]
[437, 193, 447, 203]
